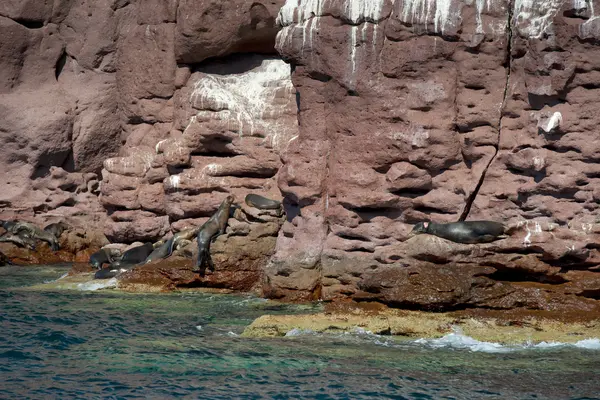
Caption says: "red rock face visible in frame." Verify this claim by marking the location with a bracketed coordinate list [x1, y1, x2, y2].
[0, 0, 292, 241]
[2, 0, 600, 314]
[269, 0, 600, 311]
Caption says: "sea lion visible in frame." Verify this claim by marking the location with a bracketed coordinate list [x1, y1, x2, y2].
[94, 267, 129, 280]
[245, 193, 282, 210]
[408, 220, 507, 244]
[0, 220, 17, 231]
[2, 221, 60, 251]
[111, 242, 155, 268]
[43, 222, 69, 239]
[144, 228, 199, 264]
[89, 248, 120, 270]
[0, 232, 37, 250]
[195, 195, 234, 276]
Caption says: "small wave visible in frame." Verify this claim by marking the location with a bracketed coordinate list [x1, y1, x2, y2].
[76, 278, 118, 291]
[43, 272, 69, 284]
[531, 338, 600, 350]
[574, 338, 600, 349]
[415, 332, 510, 353]
[285, 328, 316, 337]
[413, 330, 600, 353]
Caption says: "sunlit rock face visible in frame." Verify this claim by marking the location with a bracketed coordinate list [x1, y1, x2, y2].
[2, 0, 600, 314]
[0, 0, 294, 245]
[101, 55, 297, 241]
[266, 0, 600, 313]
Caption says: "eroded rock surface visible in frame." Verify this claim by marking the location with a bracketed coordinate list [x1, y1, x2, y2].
[2, 0, 600, 318]
[267, 0, 600, 313]
[117, 206, 285, 292]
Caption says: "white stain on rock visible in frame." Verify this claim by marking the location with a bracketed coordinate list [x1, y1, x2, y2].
[169, 175, 181, 190]
[400, 0, 457, 34]
[538, 111, 563, 133]
[190, 59, 295, 141]
[532, 156, 546, 171]
[513, 0, 563, 38]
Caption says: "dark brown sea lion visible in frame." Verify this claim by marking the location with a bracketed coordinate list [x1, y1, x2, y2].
[144, 228, 199, 264]
[94, 266, 130, 280]
[0, 232, 37, 250]
[195, 195, 234, 276]
[408, 220, 507, 244]
[43, 222, 69, 239]
[244, 193, 282, 210]
[89, 248, 120, 270]
[110, 242, 155, 268]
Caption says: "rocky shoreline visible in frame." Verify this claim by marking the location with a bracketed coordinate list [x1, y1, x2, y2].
[24, 266, 599, 345]
[2, 0, 600, 342]
[243, 302, 600, 345]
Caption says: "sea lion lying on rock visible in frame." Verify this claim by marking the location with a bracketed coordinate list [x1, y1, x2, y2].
[94, 267, 129, 280]
[408, 221, 507, 244]
[245, 193, 282, 211]
[43, 222, 69, 239]
[195, 195, 234, 276]
[94, 243, 157, 280]
[0, 232, 37, 250]
[111, 242, 155, 268]
[144, 228, 198, 264]
[1, 220, 60, 251]
[89, 248, 121, 270]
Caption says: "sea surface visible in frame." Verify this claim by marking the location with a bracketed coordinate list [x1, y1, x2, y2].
[1, 265, 600, 399]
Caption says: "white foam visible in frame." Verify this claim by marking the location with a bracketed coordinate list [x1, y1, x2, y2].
[285, 328, 317, 336]
[574, 338, 600, 349]
[56, 272, 69, 281]
[76, 277, 118, 291]
[413, 332, 600, 353]
[415, 332, 511, 353]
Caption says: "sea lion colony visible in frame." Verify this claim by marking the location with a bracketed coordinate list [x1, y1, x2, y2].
[0, 220, 68, 265]
[0, 192, 511, 275]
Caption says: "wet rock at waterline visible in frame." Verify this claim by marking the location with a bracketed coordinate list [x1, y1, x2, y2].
[116, 206, 284, 292]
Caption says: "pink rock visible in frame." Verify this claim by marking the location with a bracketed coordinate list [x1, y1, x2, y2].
[175, 0, 283, 64]
[105, 211, 170, 242]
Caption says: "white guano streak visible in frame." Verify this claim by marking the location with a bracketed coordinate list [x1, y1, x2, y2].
[190, 59, 294, 136]
[400, 0, 455, 34]
[513, 0, 563, 38]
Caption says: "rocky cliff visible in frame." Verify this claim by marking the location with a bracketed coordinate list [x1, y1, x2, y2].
[2, 0, 600, 314]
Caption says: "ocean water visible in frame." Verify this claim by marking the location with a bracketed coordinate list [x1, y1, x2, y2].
[1, 265, 600, 399]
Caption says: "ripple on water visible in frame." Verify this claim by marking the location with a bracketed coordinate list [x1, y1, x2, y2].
[2, 266, 600, 399]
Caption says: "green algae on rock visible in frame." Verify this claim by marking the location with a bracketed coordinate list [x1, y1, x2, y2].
[242, 307, 600, 346]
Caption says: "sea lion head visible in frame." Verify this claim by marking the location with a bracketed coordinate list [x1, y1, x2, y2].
[408, 221, 429, 238]
[225, 194, 235, 204]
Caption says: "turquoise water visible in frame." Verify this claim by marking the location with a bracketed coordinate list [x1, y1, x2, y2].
[1, 265, 599, 399]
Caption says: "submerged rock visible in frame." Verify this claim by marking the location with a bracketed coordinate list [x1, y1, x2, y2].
[242, 303, 600, 346]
